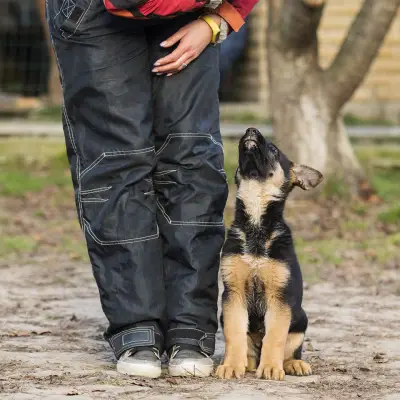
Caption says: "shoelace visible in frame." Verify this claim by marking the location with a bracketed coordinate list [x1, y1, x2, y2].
[124, 347, 161, 360]
[169, 345, 209, 360]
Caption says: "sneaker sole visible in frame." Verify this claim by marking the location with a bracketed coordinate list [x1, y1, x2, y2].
[117, 360, 162, 379]
[168, 361, 214, 377]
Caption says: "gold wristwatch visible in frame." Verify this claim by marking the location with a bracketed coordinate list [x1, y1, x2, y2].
[199, 15, 221, 44]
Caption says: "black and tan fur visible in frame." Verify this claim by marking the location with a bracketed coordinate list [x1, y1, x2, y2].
[216, 128, 323, 380]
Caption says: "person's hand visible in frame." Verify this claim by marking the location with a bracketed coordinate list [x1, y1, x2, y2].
[153, 15, 221, 76]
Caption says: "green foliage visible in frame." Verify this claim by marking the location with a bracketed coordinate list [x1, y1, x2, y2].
[0, 138, 69, 196]
[378, 206, 400, 224]
[343, 113, 394, 126]
[0, 236, 38, 256]
[29, 106, 63, 121]
[320, 176, 351, 199]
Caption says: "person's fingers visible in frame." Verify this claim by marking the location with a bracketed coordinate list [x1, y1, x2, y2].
[159, 28, 187, 48]
[153, 42, 190, 69]
[177, 55, 196, 71]
[166, 55, 197, 77]
[154, 50, 196, 73]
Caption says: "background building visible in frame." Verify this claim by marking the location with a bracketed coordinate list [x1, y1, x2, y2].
[223, 0, 400, 123]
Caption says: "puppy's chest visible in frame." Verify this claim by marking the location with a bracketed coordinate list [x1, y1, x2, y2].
[242, 256, 289, 319]
[243, 229, 270, 257]
[241, 254, 289, 290]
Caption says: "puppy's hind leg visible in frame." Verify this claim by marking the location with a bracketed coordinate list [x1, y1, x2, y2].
[283, 312, 312, 376]
[246, 334, 261, 372]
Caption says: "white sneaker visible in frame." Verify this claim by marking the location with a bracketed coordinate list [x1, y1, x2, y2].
[168, 346, 214, 377]
[117, 348, 161, 378]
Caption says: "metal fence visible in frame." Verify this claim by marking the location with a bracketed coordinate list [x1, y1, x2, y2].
[0, 0, 50, 98]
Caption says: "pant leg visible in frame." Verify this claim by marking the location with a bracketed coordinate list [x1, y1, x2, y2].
[46, 0, 166, 358]
[147, 16, 228, 356]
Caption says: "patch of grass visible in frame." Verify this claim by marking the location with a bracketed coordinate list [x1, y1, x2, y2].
[62, 236, 88, 262]
[344, 114, 394, 126]
[0, 162, 70, 196]
[296, 232, 400, 284]
[371, 169, 400, 202]
[29, 106, 63, 121]
[0, 137, 66, 160]
[221, 111, 271, 125]
[0, 235, 38, 256]
[378, 206, 400, 224]
[0, 138, 70, 196]
[320, 177, 351, 199]
[351, 203, 368, 216]
[223, 139, 239, 185]
[0, 171, 47, 196]
[354, 144, 400, 202]
[340, 219, 369, 232]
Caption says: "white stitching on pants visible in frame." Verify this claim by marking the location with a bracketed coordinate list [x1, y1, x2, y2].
[153, 169, 177, 176]
[47, 17, 84, 229]
[156, 133, 223, 156]
[79, 147, 155, 181]
[168, 328, 215, 337]
[111, 327, 154, 348]
[52, 0, 67, 23]
[156, 199, 223, 227]
[62, 0, 94, 39]
[61, 0, 76, 18]
[155, 134, 224, 227]
[83, 219, 159, 246]
[76, 158, 84, 227]
[80, 186, 112, 195]
[81, 198, 108, 203]
[153, 180, 176, 185]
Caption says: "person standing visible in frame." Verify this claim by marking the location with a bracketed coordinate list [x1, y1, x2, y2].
[46, 0, 259, 378]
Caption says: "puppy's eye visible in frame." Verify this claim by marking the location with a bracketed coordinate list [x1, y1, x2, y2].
[268, 172, 274, 178]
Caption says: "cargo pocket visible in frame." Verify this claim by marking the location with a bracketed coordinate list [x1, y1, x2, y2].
[51, 0, 93, 39]
[155, 133, 228, 227]
[79, 148, 158, 245]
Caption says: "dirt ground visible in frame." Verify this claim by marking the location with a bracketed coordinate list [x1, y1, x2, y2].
[0, 252, 399, 399]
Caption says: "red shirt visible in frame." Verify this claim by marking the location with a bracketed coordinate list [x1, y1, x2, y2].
[103, 0, 258, 31]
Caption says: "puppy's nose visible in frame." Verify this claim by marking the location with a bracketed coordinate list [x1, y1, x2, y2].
[245, 127, 260, 138]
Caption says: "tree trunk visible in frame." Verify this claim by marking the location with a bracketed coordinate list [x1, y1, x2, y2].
[269, 43, 364, 191]
[268, 0, 400, 197]
[36, 0, 62, 106]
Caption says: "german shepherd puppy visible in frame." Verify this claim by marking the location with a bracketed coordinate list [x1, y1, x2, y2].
[216, 128, 323, 380]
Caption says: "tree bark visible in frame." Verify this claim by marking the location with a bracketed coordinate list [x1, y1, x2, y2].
[36, 0, 62, 106]
[268, 0, 399, 197]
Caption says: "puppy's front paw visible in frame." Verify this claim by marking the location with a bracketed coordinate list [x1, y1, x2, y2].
[216, 363, 246, 379]
[256, 362, 285, 380]
[284, 359, 312, 376]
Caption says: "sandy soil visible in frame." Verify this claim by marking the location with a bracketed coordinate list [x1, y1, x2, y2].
[1, 254, 399, 400]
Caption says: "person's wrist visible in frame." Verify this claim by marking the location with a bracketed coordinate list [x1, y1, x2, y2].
[199, 14, 222, 44]
[205, 13, 221, 26]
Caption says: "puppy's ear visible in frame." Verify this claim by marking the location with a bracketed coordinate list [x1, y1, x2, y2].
[291, 164, 323, 190]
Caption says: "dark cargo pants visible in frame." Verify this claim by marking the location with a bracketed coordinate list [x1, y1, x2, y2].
[46, 0, 228, 358]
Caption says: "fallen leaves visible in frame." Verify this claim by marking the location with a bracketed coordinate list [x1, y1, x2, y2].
[333, 366, 347, 373]
[1, 329, 52, 338]
[165, 377, 178, 385]
[66, 390, 80, 396]
[373, 352, 388, 363]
